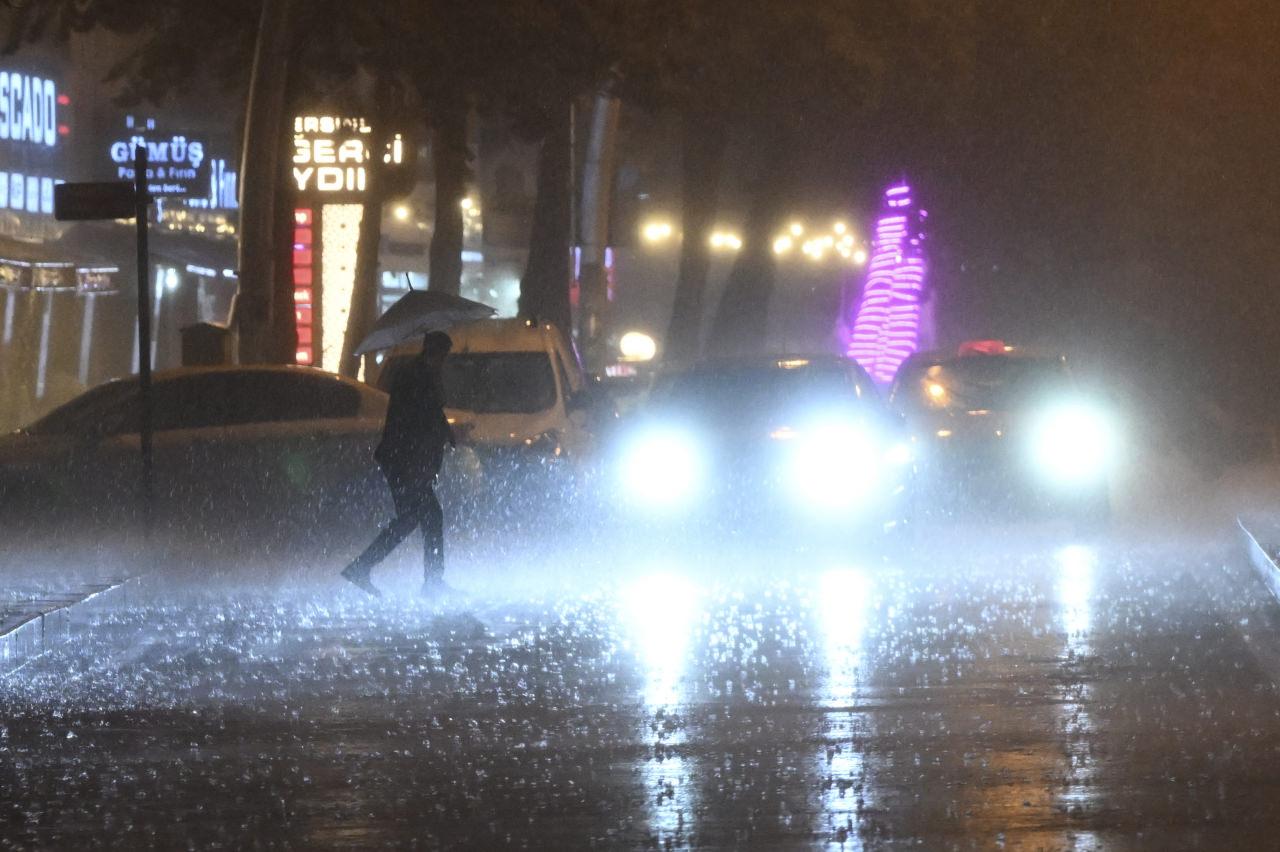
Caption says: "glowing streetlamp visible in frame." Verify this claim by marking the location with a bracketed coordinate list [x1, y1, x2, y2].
[641, 220, 675, 244]
[619, 330, 657, 362]
[708, 230, 742, 251]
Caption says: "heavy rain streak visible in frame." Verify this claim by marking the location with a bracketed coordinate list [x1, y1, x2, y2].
[3, 1, 1280, 849]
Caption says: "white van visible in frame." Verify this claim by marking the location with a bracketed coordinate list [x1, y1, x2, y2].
[374, 318, 597, 463]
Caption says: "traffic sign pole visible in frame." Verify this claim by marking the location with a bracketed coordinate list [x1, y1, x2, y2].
[134, 145, 154, 532]
[134, 145, 154, 536]
[53, 152, 158, 537]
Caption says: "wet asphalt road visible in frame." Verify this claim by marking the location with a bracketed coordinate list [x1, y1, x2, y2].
[5, 530, 1280, 849]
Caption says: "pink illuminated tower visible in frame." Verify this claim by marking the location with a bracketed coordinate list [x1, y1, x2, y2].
[845, 182, 929, 384]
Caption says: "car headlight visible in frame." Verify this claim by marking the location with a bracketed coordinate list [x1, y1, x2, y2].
[786, 421, 881, 510]
[1030, 403, 1115, 486]
[620, 428, 704, 507]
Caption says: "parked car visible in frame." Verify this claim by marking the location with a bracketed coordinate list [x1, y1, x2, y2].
[0, 365, 387, 535]
[374, 318, 612, 513]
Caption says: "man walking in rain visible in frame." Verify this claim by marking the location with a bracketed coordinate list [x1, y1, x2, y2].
[342, 331, 456, 597]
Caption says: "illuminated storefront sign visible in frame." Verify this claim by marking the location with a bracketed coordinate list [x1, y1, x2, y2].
[291, 115, 405, 373]
[0, 67, 66, 220]
[291, 115, 405, 196]
[0, 257, 118, 292]
[292, 116, 370, 195]
[0, 70, 58, 146]
[203, 157, 238, 210]
[108, 116, 212, 198]
[103, 117, 238, 226]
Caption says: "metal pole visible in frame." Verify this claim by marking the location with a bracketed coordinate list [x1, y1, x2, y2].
[134, 144, 153, 535]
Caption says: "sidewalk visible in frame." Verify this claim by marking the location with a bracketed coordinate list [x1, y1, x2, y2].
[1, 578, 138, 674]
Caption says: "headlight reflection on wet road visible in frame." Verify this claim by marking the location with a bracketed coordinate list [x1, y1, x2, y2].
[1056, 544, 1094, 655]
[619, 571, 702, 847]
[817, 567, 874, 845]
[817, 567, 872, 706]
[1055, 542, 1100, 842]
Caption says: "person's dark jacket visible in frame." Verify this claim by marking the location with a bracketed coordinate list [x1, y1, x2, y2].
[374, 356, 454, 476]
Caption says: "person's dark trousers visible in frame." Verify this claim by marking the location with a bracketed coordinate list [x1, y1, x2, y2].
[345, 464, 444, 580]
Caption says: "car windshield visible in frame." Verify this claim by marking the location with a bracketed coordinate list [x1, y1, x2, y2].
[902, 357, 1072, 411]
[442, 352, 558, 414]
[652, 361, 867, 420]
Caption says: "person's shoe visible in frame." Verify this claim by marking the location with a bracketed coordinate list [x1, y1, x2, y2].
[341, 565, 382, 598]
[420, 574, 459, 600]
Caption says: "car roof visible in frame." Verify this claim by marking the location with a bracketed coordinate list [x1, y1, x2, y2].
[83, 364, 384, 394]
[445, 318, 562, 354]
[897, 346, 1065, 374]
[663, 354, 856, 375]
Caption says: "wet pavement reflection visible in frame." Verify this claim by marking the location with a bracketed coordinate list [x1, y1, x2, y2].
[5, 532, 1280, 848]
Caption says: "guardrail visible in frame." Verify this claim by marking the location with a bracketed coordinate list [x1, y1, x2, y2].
[1, 578, 139, 675]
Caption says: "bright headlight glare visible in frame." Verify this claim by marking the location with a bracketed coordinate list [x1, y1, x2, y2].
[885, 441, 912, 466]
[788, 421, 880, 510]
[1032, 404, 1115, 485]
[621, 429, 703, 506]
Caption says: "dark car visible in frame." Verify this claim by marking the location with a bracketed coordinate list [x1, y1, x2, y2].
[0, 366, 388, 536]
[889, 340, 1115, 525]
[608, 355, 914, 540]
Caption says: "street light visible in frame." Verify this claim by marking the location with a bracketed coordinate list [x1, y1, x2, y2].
[709, 230, 742, 251]
[642, 220, 675, 244]
[773, 235, 794, 255]
[393, 204, 410, 221]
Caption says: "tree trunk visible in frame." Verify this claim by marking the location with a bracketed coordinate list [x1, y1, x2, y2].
[428, 94, 468, 296]
[518, 107, 573, 336]
[340, 85, 395, 379]
[235, 0, 293, 363]
[706, 135, 791, 357]
[341, 165, 384, 379]
[664, 110, 727, 365]
[576, 92, 621, 373]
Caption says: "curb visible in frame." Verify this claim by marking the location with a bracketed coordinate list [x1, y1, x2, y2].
[1, 577, 141, 675]
[1238, 517, 1280, 603]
